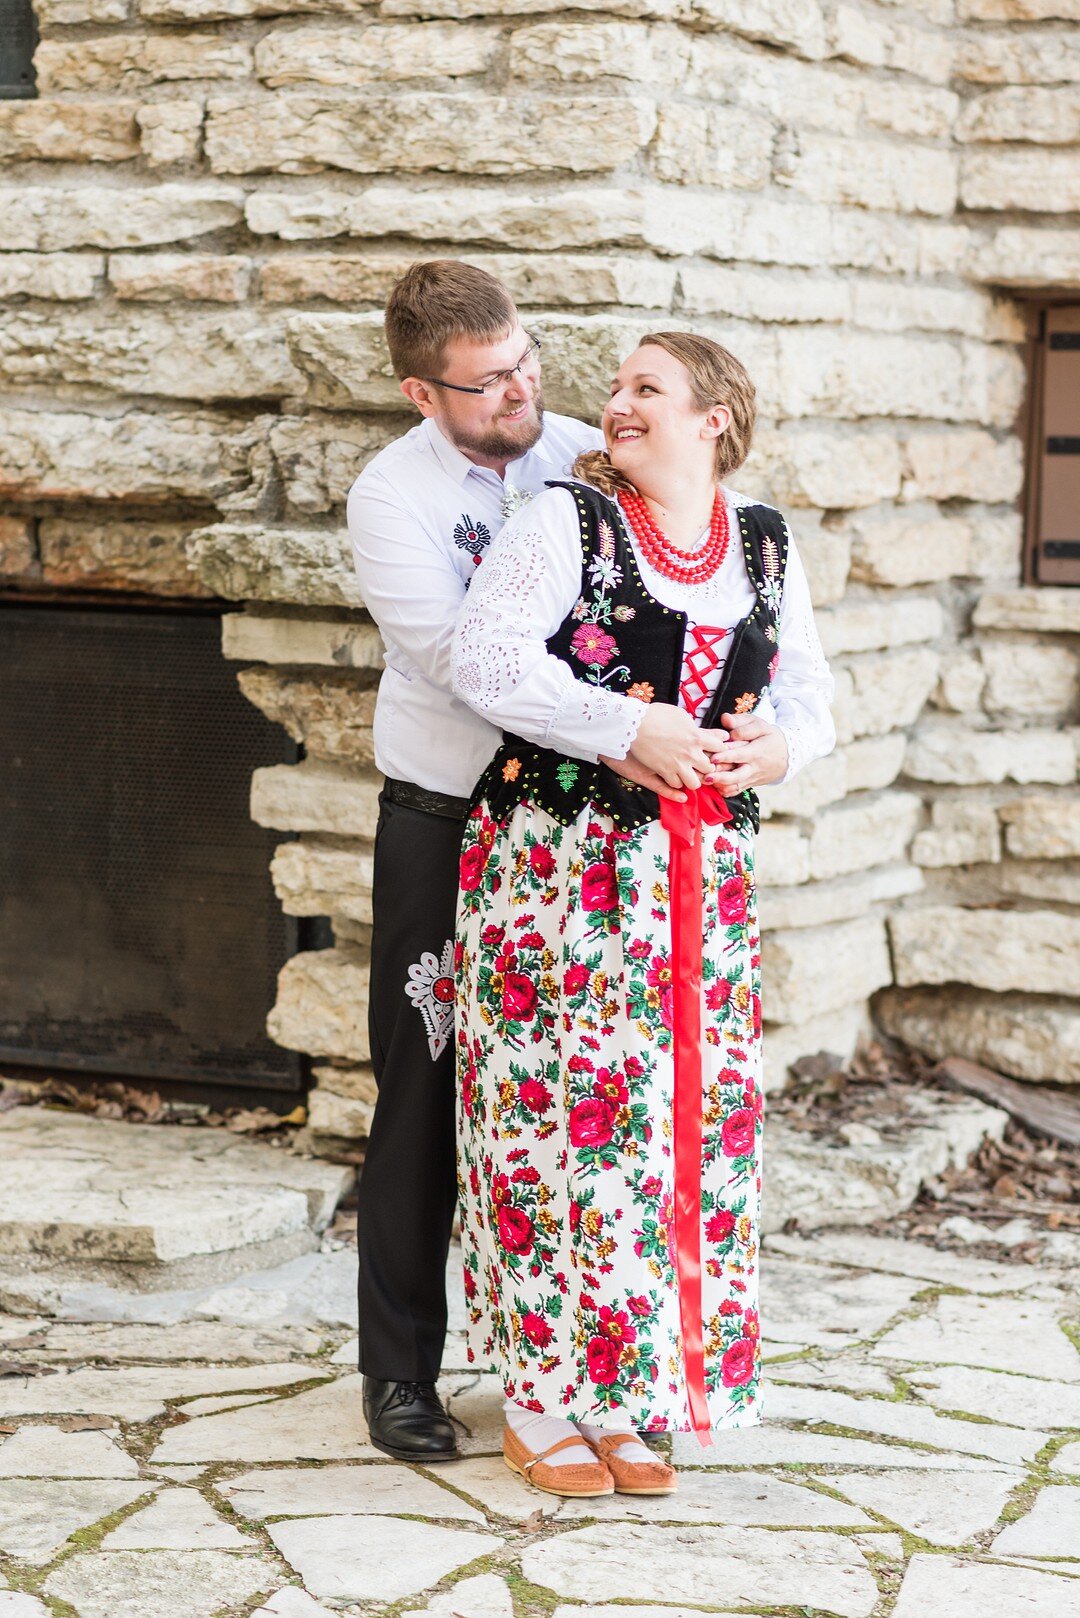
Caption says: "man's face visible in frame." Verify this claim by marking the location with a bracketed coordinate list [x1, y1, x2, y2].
[410, 325, 544, 463]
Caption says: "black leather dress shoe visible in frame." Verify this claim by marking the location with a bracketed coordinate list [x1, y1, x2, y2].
[362, 1377, 459, 1462]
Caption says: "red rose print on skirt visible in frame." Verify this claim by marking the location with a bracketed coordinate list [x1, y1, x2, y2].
[497, 1203, 535, 1256]
[502, 973, 538, 1021]
[587, 1334, 621, 1385]
[720, 1336, 756, 1387]
[581, 861, 618, 913]
[460, 844, 485, 891]
[569, 1096, 615, 1149]
[721, 1107, 756, 1158]
[717, 875, 748, 926]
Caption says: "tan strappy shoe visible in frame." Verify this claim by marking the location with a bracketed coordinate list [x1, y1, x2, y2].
[503, 1425, 615, 1498]
[592, 1432, 678, 1496]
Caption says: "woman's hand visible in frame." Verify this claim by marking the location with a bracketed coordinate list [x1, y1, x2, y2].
[708, 712, 789, 793]
[624, 704, 733, 794]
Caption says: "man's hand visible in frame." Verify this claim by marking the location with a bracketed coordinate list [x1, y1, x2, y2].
[602, 751, 688, 803]
[626, 704, 734, 793]
[708, 712, 789, 793]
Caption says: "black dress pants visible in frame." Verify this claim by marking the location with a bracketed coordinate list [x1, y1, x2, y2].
[356, 791, 464, 1381]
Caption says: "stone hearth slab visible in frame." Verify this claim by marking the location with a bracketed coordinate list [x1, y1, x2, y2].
[0, 1109, 352, 1286]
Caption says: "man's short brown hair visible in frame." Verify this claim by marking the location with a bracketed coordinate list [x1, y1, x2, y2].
[384, 260, 518, 381]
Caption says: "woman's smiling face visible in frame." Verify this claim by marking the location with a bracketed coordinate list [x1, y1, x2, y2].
[602, 343, 730, 479]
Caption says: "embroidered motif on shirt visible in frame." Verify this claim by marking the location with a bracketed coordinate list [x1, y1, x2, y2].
[453, 515, 492, 568]
[680, 625, 732, 720]
[404, 940, 456, 1062]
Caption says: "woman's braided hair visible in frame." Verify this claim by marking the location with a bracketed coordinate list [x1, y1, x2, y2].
[572, 330, 756, 495]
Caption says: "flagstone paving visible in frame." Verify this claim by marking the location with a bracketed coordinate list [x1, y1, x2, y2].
[0, 1232, 1076, 1617]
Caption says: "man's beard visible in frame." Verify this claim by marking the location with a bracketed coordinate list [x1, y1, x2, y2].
[448, 388, 545, 461]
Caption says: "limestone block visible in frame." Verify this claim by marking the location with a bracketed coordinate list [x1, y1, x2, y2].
[798, 525, 851, 607]
[509, 19, 691, 84]
[136, 100, 205, 166]
[816, 597, 943, 658]
[843, 733, 908, 793]
[748, 426, 902, 509]
[109, 253, 252, 302]
[650, 104, 775, 189]
[678, 264, 850, 326]
[250, 758, 381, 837]
[286, 311, 399, 410]
[530, 312, 677, 417]
[256, 22, 496, 85]
[0, 183, 243, 251]
[271, 838, 373, 922]
[779, 134, 957, 215]
[0, 516, 36, 579]
[809, 792, 922, 881]
[188, 524, 363, 607]
[889, 905, 1080, 995]
[843, 647, 940, 738]
[933, 651, 987, 712]
[762, 914, 892, 1022]
[245, 183, 663, 251]
[35, 35, 252, 91]
[307, 1089, 373, 1141]
[754, 822, 812, 887]
[271, 414, 399, 513]
[1000, 794, 1080, 859]
[0, 102, 139, 164]
[694, 0, 830, 59]
[262, 250, 674, 310]
[267, 947, 370, 1060]
[0, 404, 258, 505]
[0, 309, 299, 401]
[961, 149, 1080, 212]
[205, 91, 656, 176]
[827, 2, 953, 82]
[905, 723, 1076, 785]
[966, 508, 1023, 583]
[759, 862, 922, 931]
[311, 1062, 377, 1104]
[37, 0, 126, 19]
[38, 519, 211, 596]
[981, 640, 1078, 718]
[830, 666, 856, 745]
[141, 0, 371, 17]
[850, 280, 1021, 342]
[238, 668, 377, 762]
[900, 428, 1023, 503]
[222, 610, 383, 669]
[759, 748, 848, 817]
[378, 0, 686, 15]
[847, 504, 972, 587]
[762, 1002, 867, 1091]
[1000, 857, 1080, 905]
[960, 0, 1080, 12]
[956, 30, 1080, 83]
[772, 326, 1022, 429]
[911, 799, 1002, 868]
[960, 86, 1080, 144]
[0, 252, 103, 301]
[971, 225, 1080, 288]
[859, 80, 959, 140]
[974, 587, 1080, 635]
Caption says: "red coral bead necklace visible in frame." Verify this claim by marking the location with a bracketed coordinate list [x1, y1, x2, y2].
[618, 487, 732, 585]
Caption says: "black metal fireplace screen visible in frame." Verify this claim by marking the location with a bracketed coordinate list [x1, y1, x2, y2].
[0, 604, 304, 1091]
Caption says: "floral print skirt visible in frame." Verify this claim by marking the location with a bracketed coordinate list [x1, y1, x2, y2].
[454, 797, 764, 1433]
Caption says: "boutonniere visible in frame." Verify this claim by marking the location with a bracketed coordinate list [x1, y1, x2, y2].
[500, 484, 534, 520]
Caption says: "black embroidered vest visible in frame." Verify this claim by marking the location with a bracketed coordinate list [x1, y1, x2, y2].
[472, 480, 789, 834]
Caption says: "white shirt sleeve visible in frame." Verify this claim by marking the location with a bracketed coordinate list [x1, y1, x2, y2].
[451, 486, 646, 765]
[765, 533, 836, 783]
[347, 475, 464, 694]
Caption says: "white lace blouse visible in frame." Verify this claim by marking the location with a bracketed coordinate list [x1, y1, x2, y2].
[451, 482, 836, 786]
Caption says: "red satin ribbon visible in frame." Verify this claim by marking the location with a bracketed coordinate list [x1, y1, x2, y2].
[660, 784, 733, 1445]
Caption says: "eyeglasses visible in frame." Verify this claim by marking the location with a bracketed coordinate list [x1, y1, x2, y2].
[424, 336, 542, 397]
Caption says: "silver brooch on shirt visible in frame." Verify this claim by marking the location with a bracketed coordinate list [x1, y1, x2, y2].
[500, 485, 534, 520]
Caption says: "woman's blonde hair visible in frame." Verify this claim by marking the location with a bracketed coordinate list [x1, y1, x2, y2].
[572, 330, 756, 496]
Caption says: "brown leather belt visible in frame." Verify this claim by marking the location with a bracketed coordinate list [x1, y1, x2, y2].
[382, 776, 472, 822]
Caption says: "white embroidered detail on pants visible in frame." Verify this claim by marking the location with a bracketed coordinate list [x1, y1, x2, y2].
[404, 940, 455, 1062]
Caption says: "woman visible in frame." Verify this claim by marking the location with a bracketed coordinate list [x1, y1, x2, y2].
[450, 332, 834, 1499]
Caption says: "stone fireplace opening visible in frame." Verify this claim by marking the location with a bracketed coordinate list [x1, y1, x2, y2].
[0, 600, 305, 1098]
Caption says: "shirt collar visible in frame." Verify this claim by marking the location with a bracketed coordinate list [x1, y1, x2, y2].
[423, 415, 557, 487]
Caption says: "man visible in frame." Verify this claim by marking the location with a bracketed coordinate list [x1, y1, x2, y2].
[346, 261, 602, 1461]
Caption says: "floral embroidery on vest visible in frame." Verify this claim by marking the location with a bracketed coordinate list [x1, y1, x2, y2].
[568, 518, 636, 688]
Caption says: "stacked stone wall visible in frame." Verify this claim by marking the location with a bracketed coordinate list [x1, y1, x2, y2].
[1, 0, 1077, 1146]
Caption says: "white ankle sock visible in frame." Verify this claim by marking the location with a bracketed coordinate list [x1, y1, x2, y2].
[577, 1419, 656, 1465]
[504, 1400, 594, 1465]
